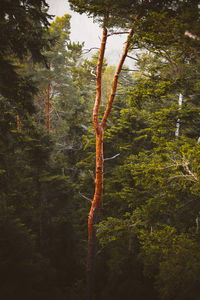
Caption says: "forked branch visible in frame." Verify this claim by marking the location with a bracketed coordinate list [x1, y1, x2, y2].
[87, 15, 139, 300]
[92, 27, 108, 135]
[101, 14, 139, 129]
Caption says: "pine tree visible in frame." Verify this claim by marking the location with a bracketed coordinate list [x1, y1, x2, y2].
[68, 1, 200, 299]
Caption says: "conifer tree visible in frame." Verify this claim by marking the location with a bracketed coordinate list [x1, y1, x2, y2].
[0, 0, 51, 113]
[69, 1, 200, 299]
[69, 1, 141, 299]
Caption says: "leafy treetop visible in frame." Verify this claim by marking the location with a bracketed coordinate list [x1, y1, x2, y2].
[68, 0, 185, 28]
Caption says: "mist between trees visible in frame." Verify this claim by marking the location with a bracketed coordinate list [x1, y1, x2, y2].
[1, 1, 200, 300]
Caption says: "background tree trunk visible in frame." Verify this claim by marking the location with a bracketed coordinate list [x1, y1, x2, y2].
[17, 114, 21, 130]
[46, 81, 51, 134]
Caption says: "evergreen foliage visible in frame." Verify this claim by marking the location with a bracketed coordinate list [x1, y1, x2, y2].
[1, 0, 200, 299]
[0, 0, 52, 113]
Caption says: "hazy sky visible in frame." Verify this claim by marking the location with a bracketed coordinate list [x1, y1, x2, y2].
[46, 0, 133, 66]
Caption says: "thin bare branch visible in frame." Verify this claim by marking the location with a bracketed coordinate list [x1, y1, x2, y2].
[127, 55, 139, 61]
[79, 192, 93, 203]
[104, 153, 120, 161]
[82, 47, 100, 54]
[122, 68, 139, 71]
[185, 31, 200, 40]
[107, 31, 129, 37]
[169, 174, 197, 182]
[183, 163, 198, 182]
[167, 157, 198, 182]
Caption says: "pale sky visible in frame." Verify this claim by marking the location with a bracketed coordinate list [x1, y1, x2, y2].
[46, 0, 134, 66]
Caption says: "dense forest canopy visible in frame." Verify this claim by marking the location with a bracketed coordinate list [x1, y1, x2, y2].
[0, 0, 200, 299]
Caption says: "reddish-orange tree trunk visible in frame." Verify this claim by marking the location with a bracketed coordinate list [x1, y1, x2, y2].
[46, 81, 50, 134]
[46, 63, 51, 134]
[87, 27, 107, 300]
[87, 15, 139, 300]
[17, 114, 21, 130]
